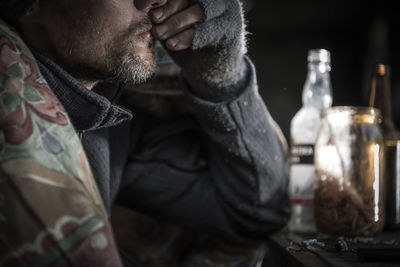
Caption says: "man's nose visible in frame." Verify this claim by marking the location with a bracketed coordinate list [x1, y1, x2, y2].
[135, 0, 168, 13]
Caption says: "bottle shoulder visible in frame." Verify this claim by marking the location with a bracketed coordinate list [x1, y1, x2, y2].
[383, 127, 400, 140]
[291, 106, 322, 124]
[290, 107, 323, 144]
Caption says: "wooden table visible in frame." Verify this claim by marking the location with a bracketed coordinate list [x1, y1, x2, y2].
[263, 229, 400, 267]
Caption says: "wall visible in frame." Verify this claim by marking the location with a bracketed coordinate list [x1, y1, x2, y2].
[243, 0, 399, 141]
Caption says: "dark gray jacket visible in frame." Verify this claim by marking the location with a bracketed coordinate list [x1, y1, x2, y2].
[34, 49, 290, 244]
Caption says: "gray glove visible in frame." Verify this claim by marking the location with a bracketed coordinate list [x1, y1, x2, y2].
[168, 0, 249, 102]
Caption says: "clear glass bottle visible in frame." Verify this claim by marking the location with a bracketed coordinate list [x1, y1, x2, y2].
[314, 107, 385, 236]
[288, 49, 333, 233]
[368, 64, 400, 230]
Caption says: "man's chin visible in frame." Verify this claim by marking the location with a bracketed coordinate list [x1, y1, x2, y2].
[112, 50, 156, 84]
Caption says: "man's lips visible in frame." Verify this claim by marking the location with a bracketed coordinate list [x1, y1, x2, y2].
[135, 25, 154, 50]
[139, 31, 151, 39]
[137, 25, 153, 37]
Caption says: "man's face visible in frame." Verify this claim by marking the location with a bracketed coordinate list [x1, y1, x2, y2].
[23, 0, 166, 84]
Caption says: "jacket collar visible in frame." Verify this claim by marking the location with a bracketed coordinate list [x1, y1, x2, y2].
[32, 49, 133, 132]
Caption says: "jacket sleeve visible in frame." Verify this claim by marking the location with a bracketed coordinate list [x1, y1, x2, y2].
[117, 57, 290, 242]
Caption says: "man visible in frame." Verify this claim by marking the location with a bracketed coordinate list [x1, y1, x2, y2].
[0, 0, 290, 266]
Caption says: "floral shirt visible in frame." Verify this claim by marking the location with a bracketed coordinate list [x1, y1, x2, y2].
[0, 20, 123, 267]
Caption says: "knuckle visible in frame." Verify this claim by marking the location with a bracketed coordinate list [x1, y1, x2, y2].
[177, 43, 190, 50]
[185, 30, 195, 44]
[166, 29, 193, 50]
[162, 2, 174, 14]
[192, 4, 204, 18]
[173, 0, 190, 11]
[167, 0, 183, 14]
[169, 16, 183, 29]
[150, 11, 164, 23]
[178, 31, 193, 47]
[184, 5, 203, 25]
[153, 27, 166, 39]
[152, 1, 172, 20]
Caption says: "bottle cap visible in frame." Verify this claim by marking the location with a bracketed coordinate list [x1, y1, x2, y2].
[308, 49, 331, 64]
[374, 64, 390, 76]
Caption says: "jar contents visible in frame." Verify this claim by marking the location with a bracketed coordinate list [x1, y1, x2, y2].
[314, 107, 385, 236]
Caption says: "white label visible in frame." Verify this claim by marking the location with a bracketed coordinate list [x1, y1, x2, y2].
[289, 164, 315, 205]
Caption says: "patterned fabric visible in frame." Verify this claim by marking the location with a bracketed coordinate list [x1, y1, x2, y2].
[0, 20, 122, 266]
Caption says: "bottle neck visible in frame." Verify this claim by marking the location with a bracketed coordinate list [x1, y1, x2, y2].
[302, 63, 332, 109]
[368, 68, 396, 135]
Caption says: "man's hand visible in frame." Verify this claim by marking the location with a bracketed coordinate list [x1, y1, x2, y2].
[150, 0, 204, 51]
[151, 0, 247, 101]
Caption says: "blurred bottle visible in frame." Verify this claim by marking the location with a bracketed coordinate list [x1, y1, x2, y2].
[368, 64, 398, 139]
[368, 64, 400, 230]
[288, 49, 333, 233]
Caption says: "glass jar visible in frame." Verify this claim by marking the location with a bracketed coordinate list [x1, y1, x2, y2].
[314, 106, 385, 236]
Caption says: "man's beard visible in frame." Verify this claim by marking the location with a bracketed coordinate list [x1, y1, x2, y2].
[66, 19, 156, 85]
[106, 20, 156, 84]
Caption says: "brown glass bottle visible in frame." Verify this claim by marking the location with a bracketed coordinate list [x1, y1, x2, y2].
[368, 64, 398, 139]
[368, 64, 400, 230]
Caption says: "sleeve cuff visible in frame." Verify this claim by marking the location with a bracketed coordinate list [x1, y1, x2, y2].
[182, 55, 252, 102]
[182, 56, 259, 134]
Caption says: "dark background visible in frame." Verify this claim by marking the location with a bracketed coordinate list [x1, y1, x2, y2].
[241, 0, 400, 142]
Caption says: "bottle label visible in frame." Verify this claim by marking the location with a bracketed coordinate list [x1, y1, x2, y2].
[290, 144, 314, 164]
[290, 144, 315, 205]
